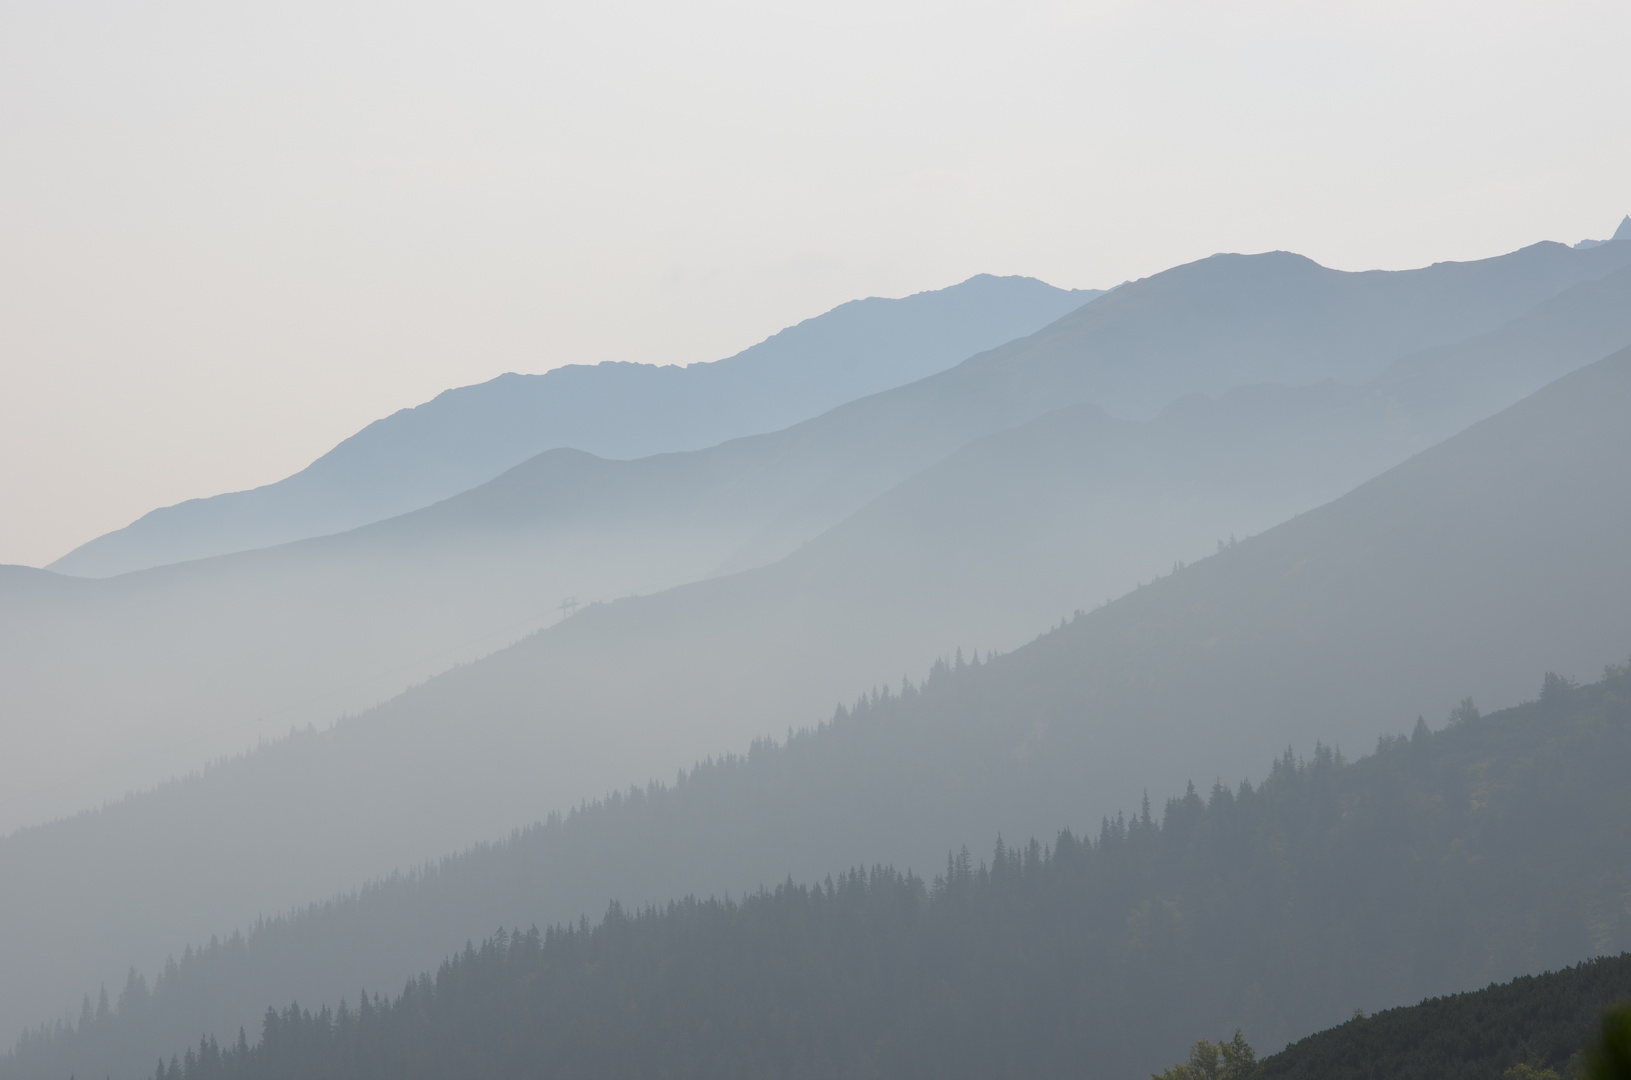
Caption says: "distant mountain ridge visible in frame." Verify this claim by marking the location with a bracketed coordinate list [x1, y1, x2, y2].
[9, 242, 1631, 849]
[49, 275, 1101, 578]
[46, 235, 1631, 582]
[933, 239, 1631, 417]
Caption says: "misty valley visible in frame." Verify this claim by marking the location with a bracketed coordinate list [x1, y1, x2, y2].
[7, 221, 1631, 1080]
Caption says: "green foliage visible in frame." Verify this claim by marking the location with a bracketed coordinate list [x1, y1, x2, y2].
[1153, 1031, 1260, 1080]
[1504, 1064, 1563, 1080]
[1587, 1003, 1631, 1080]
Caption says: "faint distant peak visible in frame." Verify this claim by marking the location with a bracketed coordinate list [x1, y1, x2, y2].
[1573, 214, 1631, 249]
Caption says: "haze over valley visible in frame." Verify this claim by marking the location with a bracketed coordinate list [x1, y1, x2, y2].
[5, 6, 1631, 1077]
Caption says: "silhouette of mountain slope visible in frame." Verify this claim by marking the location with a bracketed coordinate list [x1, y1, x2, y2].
[923, 239, 1631, 415]
[5, 281, 1631, 1053]
[46, 235, 1631, 582]
[6, 247, 1624, 854]
[9, 444, 1631, 1078]
[1257, 953, 1631, 1080]
[50, 276, 1101, 578]
[9, 249, 1631, 846]
[348, 335, 1631, 846]
[0, 252, 1605, 857]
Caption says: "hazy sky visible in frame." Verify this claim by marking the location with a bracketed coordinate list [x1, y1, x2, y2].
[1, 0, 1628, 568]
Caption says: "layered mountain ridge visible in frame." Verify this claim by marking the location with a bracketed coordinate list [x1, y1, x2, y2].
[5, 240, 1629, 845]
[49, 275, 1102, 578]
[5, 331, 1631, 1057]
[8, 233, 1631, 1069]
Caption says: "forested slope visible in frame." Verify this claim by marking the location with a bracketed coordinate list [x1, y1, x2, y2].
[14, 664, 1631, 1080]
[1258, 954, 1631, 1080]
[7, 319, 1631, 1051]
[172, 331, 1631, 901]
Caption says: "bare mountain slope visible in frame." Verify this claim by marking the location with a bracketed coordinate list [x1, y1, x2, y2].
[45, 235, 1631, 581]
[927, 238, 1631, 417]
[50, 276, 1101, 578]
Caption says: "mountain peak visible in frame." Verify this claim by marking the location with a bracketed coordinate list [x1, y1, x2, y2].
[1616, 214, 1631, 242]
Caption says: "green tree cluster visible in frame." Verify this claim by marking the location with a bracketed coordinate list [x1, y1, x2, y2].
[1588, 1004, 1631, 1080]
[1153, 1031, 1259, 1080]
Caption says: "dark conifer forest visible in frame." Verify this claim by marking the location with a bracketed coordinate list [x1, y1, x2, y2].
[19, 660, 1628, 1080]
[1256, 954, 1631, 1080]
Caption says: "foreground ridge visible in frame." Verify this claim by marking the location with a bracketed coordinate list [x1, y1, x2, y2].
[1257, 953, 1631, 1080]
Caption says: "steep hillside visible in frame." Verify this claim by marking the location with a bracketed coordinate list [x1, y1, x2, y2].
[50, 275, 1100, 578]
[1257, 954, 1631, 1080]
[159, 303, 1631, 860]
[12, 666, 1631, 1080]
[5, 335, 1631, 1053]
[7, 246, 1631, 843]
